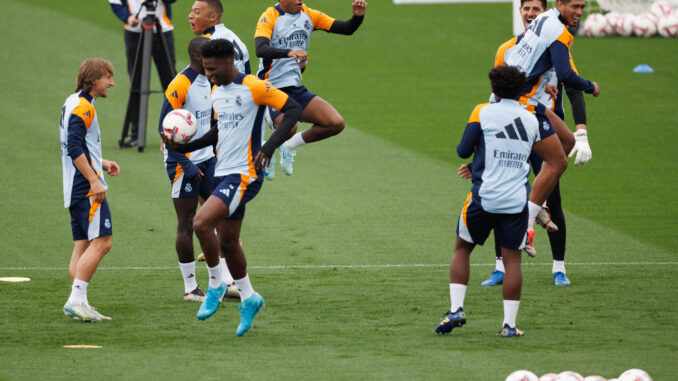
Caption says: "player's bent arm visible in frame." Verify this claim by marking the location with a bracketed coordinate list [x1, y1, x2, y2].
[108, 0, 132, 23]
[254, 37, 291, 59]
[550, 42, 595, 94]
[173, 126, 217, 154]
[328, 15, 364, 35]
[456, 122, 481, 159]
[530, 134, 567, 205]
[260, 98, 303, 158]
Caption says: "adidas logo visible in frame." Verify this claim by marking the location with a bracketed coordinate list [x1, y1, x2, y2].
[84, 110, 91, 118]
[495, 117, 529, 142]
[171, 90, 178, 98]
[187, 274, 195, 278]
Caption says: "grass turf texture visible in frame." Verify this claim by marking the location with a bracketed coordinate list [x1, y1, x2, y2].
[0, 0, 677, 379]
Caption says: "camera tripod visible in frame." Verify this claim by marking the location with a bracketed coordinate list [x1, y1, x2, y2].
[119, 0, 176, 152]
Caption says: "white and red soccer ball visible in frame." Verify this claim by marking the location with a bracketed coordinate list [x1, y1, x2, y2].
[584, 13, 614, 37]
[538, 374, 559, 381]
[162, 109, 198, 144]
[583, 376, 608, 381]
[618, 368, 652, 381]
[650, 1, 674, 18]
[657, 14, 678, 37]
[632, 13, 658, 37]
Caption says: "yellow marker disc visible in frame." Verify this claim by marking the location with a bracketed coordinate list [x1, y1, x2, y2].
[63, 345, 102, 349]
[0, 277, 31, 282]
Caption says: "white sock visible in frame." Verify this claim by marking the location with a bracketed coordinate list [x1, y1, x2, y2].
[283, 132, 306, 150]
[449, 283, 467, 312]
[68, 279, 89, 305]
[495, 257, 505, 273]
[503, 300, 520, 328]
[220, 257, 234, 284]
[179, 261, 198, 294]
[527, 201, 541, 229]
[207, 264, 223, 289]
[552, 260, 566, 274]
[234, 274, 255, 300]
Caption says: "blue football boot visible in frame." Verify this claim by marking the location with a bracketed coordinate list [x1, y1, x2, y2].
[481, 270, 505, 286]
[197, 281, 227, 320]
[236, 292, 265, 336]
[435, 307, 466, 334]
[553, 271, 571, 286]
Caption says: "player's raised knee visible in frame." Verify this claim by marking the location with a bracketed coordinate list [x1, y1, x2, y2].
[327, 116, 345, 135]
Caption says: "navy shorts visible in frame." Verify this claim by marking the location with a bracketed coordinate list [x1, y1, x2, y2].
[212, 174, 263, 219]
[69, 196, 112, 241]
[456, 193, 528, 250]
[268, 85, 317, 122]
[167, 157, 216, 199]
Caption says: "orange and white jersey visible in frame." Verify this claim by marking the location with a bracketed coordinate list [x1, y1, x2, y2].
[60, 91, 107, 208]
[255, 3, 335, 88]
[212, 73, 289, 178]
[109, 0, 174, 32]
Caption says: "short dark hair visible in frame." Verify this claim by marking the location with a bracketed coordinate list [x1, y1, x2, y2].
[489, 65, 526, 100]
[201, 39, 234, 60]
[521, 0, 547, 9]
[188, 37, 208, 57]
[198, 0, 223, 16]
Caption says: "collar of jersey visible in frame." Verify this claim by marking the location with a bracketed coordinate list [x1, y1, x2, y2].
[78, 90, 94, 103]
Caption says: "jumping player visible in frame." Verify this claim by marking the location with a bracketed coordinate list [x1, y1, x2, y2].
[480, 0, 594, 287]
[60, 58, 120, 322]
[166, 39, 303, 336]
[435, 65, 567, 337]
[254, 0, 367, 177]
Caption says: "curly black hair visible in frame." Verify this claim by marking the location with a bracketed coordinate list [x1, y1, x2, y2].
[489, 65, 526, 100]
[201, 39, 234, 60]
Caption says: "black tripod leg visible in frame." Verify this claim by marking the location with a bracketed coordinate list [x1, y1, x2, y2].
[155, 24, 176, 80]
[136, 26, 154, 152]
[120, 32, 145, 148]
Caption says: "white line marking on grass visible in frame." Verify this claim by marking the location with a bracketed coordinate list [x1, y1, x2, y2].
[1, 262, 677, 271]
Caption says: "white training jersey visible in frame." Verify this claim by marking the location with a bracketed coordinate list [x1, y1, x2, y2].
[255, 4, 336, 88]
[459, 99, 552, 214]
[211, 73, 289, 178]
[504, 9, 572, 109]
[203, 24, 251, 75]
[60, 91, 107, 208]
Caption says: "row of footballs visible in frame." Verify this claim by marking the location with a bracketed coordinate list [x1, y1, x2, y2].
[583, 1, 678, 37]
[506, 368, 652, 381]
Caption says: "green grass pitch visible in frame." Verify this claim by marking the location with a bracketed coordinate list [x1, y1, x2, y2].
[0, 0, 677, 379]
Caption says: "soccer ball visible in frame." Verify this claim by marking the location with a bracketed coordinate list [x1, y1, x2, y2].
[650, 0, 674, 18]
[162, 109, 198, 144]
[539, 374, 559, 381]
[632, 14, 658, 37]
[583, 376, 607, 381]
[657, 14, 678, 37]
[506, 370, 539, 381]
[618, 368, 652, 381]
[584, 13, 612, 37]
[558, 371, 585, 381]
[614, 14, 635, 36]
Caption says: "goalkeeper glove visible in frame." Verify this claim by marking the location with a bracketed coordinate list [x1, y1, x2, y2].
[568, 129, 592, 166]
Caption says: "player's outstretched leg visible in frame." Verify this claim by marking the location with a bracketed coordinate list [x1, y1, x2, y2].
[277, 96, 344, 176]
